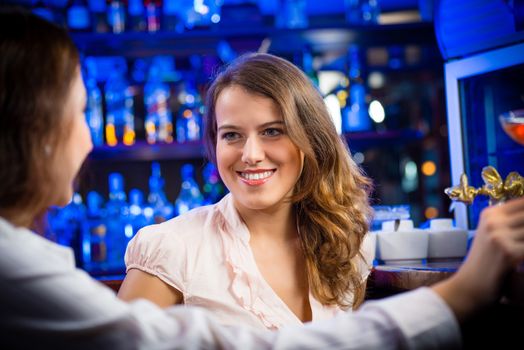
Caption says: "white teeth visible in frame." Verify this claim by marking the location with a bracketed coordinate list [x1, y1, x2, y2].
[240, 171, 274, 181]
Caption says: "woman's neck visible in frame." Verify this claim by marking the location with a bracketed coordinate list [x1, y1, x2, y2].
[235, 201, 298, 242]
[0, 208, 35, 229]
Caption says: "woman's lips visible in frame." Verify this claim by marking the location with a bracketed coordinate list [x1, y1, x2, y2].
[237, 169, 276, 186]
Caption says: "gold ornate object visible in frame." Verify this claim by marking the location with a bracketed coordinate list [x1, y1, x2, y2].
[445, 166, 524, 206]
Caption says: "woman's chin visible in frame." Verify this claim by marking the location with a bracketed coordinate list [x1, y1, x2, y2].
[53, 191, 74, 208]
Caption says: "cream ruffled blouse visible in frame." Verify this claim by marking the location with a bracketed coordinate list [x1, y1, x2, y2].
[125, 193, 373, 330]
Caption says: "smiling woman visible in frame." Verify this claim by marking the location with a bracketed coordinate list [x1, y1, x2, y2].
[118, 53, 374, 329]
[215, 85, 304, 213]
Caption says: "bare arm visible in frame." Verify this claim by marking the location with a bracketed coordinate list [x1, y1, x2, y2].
[432, 196, 524, 322]
[118, 268, 183, 307]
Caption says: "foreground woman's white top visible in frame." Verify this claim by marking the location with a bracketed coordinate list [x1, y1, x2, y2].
[0, 216, 461, 349]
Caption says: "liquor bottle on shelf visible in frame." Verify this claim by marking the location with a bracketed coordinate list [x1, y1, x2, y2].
[128, 0, 146, 32]
[301, 46, 319, 88]
[202, 162, 226, 205]
[49, 0, 69, 25]
[344, 0, 380, 25]
[84, 190, 107, 271]
[144, 0, 161, 32]
[360, 0, 380, 24]
[104, 67, 135, 146]
[66, 0, 90, 32]
[175, 76, 202, 143]
[84, 58, 104, 147]
[105, 173, 131, 270]
[275, 0, 308, 29]
[163, 0, 184, 33]
[147, 162, 175, 223]
[32, 0, 57, 23]
[88, 0, 108, 33]
[129, 188, 151, 234]
[144, 58, 174, 144]
[107, 0, 126, 33]
[47, 193, 87, 267]
[341, 45, 372, 132]
[174, 164, 203, 216]
[180, 0, 222, 29]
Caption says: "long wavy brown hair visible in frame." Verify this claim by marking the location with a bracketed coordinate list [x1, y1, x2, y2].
[0, 9, 80, 228]
[204, 53, 373, 309]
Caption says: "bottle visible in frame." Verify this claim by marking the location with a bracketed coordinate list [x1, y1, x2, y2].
[32, 0, 57, 23]
[128, 0, 146, 32]
[301, 46, 319, 88]
[104, 67, 135, 146]
[88, 0, 109, 33]
[48, 0, 69, 26]
[144, 58, 174, 144]
[163, 0, 184, 32]
[341, 45, 371, 132]
[275, 0, 308, 29]
[105, 173, 131, 271]
[147, 162, 175, 223]
[84, 58, 104, 147]
[202, 162, 226, 205]
[180, 0, 222, 29]
[48, 193, 87, 267]
[175, 77, 202, 143]
[345, 0, 380, 25]
[107, 0, 126, 33]
[129, 188, 151, 234]
[67, 0, 91, 32]
[360, 0, 380, 24]
[174, 164, 203, 216]
[144, 0, 162, 32]
[84, 190, 107, 271]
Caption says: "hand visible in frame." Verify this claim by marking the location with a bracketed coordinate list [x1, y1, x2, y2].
[433, 197, 524, 322]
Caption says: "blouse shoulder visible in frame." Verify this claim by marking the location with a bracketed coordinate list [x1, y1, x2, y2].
[124, 205, 215, 293]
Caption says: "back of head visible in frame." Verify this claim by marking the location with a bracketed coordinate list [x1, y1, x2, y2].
[0, 8, 79, 223]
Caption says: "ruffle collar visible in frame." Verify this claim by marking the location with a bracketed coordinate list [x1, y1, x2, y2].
[212, 194, 302, 329]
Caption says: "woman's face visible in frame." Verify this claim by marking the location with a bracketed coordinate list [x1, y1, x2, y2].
[51, 68, 93, 207]
[215, 85, 304, 213]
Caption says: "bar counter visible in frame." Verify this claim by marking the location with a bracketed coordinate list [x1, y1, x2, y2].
[366, 261, 524, 349]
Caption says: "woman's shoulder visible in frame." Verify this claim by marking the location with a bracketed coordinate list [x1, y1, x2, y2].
[124, 205, 218, 272]
[129, 204, 216, 250]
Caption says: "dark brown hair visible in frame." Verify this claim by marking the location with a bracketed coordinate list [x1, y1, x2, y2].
[204, 53, 373, 309]
[0, 9, 80, 226]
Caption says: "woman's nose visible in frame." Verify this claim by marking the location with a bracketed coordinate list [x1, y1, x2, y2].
[241, 136, 265, 165]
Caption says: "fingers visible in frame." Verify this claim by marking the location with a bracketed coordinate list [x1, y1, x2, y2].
[475, 199, 524, 264]
[507, 213, 524, 230]
[502, 196, 524, 214]
[480, 197, 524, 227]
[502, 241, 524, 266]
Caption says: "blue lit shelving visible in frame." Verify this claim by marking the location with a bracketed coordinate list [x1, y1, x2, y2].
[89, 140, 205, 162]
[71, 22, 436, 58]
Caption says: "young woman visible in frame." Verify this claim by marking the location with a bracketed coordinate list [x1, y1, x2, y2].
[2, 8, 524, 349]
[118, 53, 375, 329]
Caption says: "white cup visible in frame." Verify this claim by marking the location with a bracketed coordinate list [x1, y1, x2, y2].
[426, 218, 468, 260]
[376, 219, 429, 264]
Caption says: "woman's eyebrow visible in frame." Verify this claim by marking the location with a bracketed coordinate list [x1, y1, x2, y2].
[217, 121, 284, 132]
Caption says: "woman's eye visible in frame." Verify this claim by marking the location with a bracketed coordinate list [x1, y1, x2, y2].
[221, 132, 239, 141]
[263, 128, 283, 137]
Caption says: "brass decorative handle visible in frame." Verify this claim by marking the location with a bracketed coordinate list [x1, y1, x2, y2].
[445, 166, 524, 206]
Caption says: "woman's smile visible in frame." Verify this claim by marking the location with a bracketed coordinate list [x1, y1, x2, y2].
[237, 169, 276, 186]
